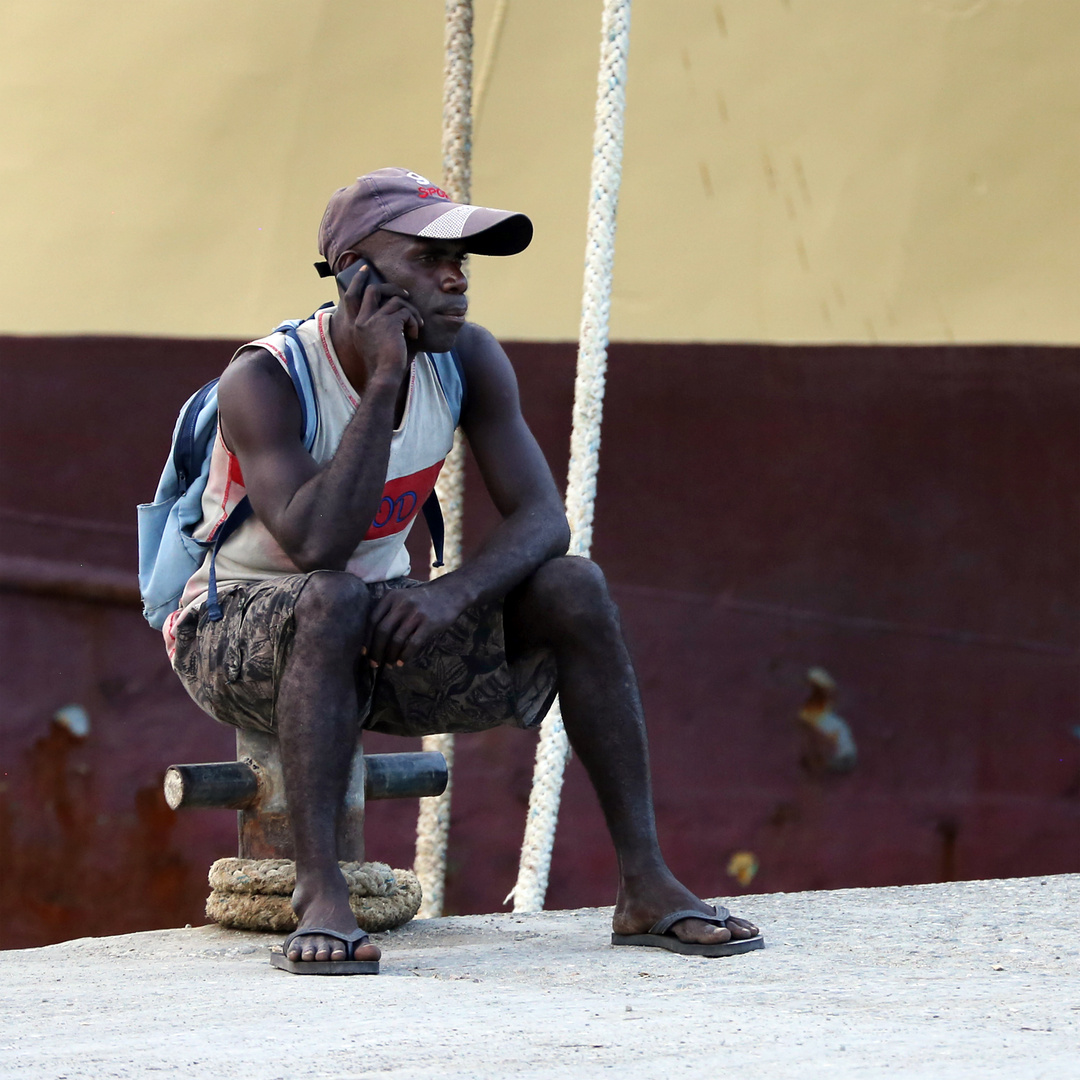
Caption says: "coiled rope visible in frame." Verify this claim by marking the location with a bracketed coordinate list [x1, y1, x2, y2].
[413, 0, 474, 920]
[508, 0, 633, 913]
[206, 858, 421, 933]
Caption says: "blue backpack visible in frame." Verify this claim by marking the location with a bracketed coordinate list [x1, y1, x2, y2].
[137, 311, 465, 629]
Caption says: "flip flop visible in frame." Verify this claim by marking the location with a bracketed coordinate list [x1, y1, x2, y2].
[611, 905, 765, 957]
[270, 926, 380, 975]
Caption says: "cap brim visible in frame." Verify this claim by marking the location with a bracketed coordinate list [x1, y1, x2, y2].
[382, 203, 533, 256]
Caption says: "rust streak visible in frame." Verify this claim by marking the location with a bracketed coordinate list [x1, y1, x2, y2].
[699, 162, 715, 199]
[793, 157, 811, 205]
[795, 236, 810, 272]
[762, 151, 778, 194]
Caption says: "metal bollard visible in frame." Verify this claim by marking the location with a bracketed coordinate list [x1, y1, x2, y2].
[164, 730, 447, 862]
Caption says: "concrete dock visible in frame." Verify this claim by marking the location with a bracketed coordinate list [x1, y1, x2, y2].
[1, 874, 1077, 1079]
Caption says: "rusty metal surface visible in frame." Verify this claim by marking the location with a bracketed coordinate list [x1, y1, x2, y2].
[0, 591, 234, 948]
[236, 812, 294, 862]
[1, 335, 1077, 947]
[233, 728, 368, 863]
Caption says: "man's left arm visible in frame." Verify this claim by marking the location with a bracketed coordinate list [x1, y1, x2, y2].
[365, 322, 569, 666]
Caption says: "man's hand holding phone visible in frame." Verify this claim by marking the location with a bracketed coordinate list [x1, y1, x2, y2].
[336, 258, 423, 386]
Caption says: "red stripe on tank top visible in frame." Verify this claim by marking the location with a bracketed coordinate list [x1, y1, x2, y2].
[364, 460, 445, 540]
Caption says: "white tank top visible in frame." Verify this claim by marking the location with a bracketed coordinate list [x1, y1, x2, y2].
[163, 306, 455, 651]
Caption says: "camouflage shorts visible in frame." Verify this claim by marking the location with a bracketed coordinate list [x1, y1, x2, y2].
[171, 572, 558, 738]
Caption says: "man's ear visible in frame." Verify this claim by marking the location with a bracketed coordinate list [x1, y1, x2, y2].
[336, 250, 361, 273]
[333, 250, 370, 297]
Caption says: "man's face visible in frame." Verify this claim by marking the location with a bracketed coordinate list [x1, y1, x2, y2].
[351, 232, 469, 354]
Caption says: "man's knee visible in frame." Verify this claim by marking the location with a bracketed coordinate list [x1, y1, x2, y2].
[522, 556, 618, 637]
[293, 571, 372, 646]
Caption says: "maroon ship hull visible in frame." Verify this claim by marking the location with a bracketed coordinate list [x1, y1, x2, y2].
[2, 336, 1077, 948]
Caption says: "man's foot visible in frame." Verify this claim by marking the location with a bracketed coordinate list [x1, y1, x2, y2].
[612, 867, 759, 947]
[284, 926, 381, 963]
[271, 923, 381, 976]
[287, 871, 382, 964]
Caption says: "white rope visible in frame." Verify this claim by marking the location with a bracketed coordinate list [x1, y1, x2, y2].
[413, 0, 474, 920]
[205, 859, 422, 933]
[509, 0, 633, 914]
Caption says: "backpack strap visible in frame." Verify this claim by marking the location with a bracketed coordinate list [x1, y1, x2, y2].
[173, 379, 219, 492]
[203, 498, 254, 621]
[423, 493, 446, 569]
[272, 308, 325, 449]
[451, 346, 467, 417]
[428, 347, 467, 426]
[279, 328, 319, 449]
[421, 347, 466, 569]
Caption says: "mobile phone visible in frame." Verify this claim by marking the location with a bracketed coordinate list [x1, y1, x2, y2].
[335, 258, 386, 296]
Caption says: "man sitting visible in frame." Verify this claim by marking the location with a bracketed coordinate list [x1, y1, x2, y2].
[165, 167, 761, 971]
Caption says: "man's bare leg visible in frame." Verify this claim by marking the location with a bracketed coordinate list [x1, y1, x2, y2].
[274, 571, 381, 964]
[505, 556, 758, 945]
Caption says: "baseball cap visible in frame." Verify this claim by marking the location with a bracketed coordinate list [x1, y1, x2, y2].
[315, 167, 533, 277]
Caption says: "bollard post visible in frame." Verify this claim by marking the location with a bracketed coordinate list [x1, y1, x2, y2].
[164, 738, 448, 861]
[233, 729, 369, 860]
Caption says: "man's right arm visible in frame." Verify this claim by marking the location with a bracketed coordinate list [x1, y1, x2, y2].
[215, 280, 421, 571]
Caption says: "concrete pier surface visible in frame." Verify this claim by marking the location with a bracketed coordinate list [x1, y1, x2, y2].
[1, 874, 1077, 1079]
